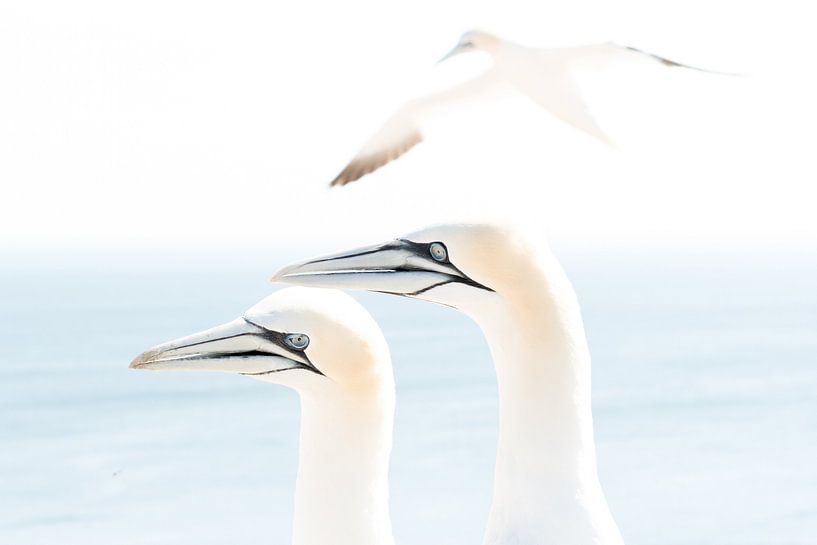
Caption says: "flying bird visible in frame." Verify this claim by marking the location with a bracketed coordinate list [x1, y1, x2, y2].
[330, 30, 732, 187]
[273, 223, 625, 545]
[130, 287, 396, 545]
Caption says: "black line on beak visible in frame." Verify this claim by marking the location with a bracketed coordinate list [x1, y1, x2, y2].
[304, 241, 403, 266]
[396, 239, 495, 293]
[241, 318, 324, 376]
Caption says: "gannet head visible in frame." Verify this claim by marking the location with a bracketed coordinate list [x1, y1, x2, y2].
[438, 30, 501, 63]
[129, 287, 391, 393]
[272, 223, 547, 319]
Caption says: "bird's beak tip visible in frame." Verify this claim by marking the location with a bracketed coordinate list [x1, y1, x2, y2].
[436, 46, 460, 64]
[270, 268, 290, 283]
[272, 261, 310, 283]
[128, 358, 144, 370]
[129, 349, 157, 370]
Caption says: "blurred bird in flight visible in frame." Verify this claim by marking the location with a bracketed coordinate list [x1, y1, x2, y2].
[330, 30, 734, 187]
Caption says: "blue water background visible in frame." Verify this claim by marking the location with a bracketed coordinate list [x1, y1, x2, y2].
[1, 241, 816, 544]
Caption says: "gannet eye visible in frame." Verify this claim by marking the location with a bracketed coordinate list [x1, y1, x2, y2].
[429, 242, 448, 262]
[285, 333, 310, 350]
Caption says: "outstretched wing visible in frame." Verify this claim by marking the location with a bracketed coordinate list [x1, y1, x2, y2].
[514, 42, 738, 144]
[330, 71, 503, 187]
[569, 43, 740, 76]
[329, 105, 425, 187]
[616, 44, 739, 75]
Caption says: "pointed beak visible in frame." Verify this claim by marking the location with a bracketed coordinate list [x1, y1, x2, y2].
[129, 318, 314, 376]
[271, 239, 492, 296]
[437, 44, 465, 64]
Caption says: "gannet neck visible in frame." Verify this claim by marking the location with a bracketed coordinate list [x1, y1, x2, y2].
[292, 386, 395, 545]
[268, 230, 627, 543]
[465, 255, 624, 545]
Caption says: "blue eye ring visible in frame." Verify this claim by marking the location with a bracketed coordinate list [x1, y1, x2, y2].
[285, 333, 310, 350]
[429, 242, 448, 262]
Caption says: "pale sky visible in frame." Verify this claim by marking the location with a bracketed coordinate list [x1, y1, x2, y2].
[1, 0, 815, 245]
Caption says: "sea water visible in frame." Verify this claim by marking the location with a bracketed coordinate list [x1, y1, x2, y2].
[1, 241, 816, 545]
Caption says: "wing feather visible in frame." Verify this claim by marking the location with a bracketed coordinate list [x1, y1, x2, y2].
[619, 44, 739, 75]
[515, 42, 738, 143]
[329, 71, 502, 187]
[330, 111, 424, 187]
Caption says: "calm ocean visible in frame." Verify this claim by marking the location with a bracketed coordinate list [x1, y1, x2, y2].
[1, 241, 816, 545]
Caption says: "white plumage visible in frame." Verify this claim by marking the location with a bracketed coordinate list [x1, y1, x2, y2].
[273, 222, 626, 545]
[331, 30, 730, 187]
[130, 287, 396, 545]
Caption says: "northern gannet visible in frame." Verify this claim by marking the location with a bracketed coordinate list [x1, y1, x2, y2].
[272, 223, 624, 545]
[129, 287, 396, 545]
[331, 29, 731, 186]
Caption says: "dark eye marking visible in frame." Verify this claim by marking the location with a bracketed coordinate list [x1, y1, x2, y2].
[393, 239, 495, 294]
[240, 318, 323, 376]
